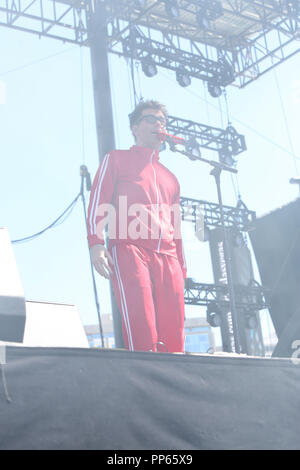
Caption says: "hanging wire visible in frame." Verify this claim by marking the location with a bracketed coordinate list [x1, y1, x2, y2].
[221, 87, 243, 204]
[130, 57, 138, 107]
[203, 82, 211, 125]
[11, 194, 81, 244]
[135, 61, 144, 102]
[223, 88, 231, 126]
[126, 57, 135, 110]
[0, 46, 76, 78]
[218, 93, 224, 129]
[79, 47, 86, 165]
[127, 56, 144, 107]
[273, 66, 299, 175]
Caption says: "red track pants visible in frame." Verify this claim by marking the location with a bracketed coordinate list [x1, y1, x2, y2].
[110, 244, 185, 353]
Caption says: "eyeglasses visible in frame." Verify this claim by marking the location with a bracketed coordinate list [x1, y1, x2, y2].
[137, 114, 167, 127]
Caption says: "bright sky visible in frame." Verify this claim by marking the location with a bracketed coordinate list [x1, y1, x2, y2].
[0, 23, 300, 334]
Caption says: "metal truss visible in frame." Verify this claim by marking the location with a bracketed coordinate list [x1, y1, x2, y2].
[98, 0, 300, 88]
[167, 115, 246, 156]
[0, 0, 299, 87]
[180, 196, 256, 230]
[184, 279, 268, 311]
[119, 26, 235, 86]
[0, 0, 88, 43]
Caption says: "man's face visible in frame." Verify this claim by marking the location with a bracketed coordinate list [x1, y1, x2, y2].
[132, 108, 167, 150]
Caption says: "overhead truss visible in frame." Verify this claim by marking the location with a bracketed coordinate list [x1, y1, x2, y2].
[0, 0, 299, 87]
[167, 114, 246, 159]
[0, 0, 88, 43]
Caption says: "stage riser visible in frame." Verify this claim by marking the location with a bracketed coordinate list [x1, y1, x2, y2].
[0, 347, 299, 450]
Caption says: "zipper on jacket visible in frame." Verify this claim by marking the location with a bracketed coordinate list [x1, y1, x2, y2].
[150, 151, 163, 252]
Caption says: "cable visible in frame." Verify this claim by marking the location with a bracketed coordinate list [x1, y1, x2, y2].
[0, 46, 76, 78]
[273, 67, 299, 175]
[130, 57, 138, 107]
[126, 57, 135, 111]
[79, 47, 86, 166]
[11, 193, 81, 244]
[135, 61, 144, 102]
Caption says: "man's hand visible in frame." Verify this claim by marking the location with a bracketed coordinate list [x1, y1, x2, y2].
[90, 244, 114, 279]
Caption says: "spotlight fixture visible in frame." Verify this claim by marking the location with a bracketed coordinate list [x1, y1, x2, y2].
[218, 57, 235, 86]
[207, 1, 224, 21]
[206, 301, 222, 328]
[225, 125, 242, 155]
[176, 68, 191, 87]
[207, 82, 223, 98]
[141, 56, 158, 77]
[196, 1, 223, 30]
[218, 148, 235, 167]
[185, 137, 201, 160]
[165, 0, 180, 19]
[196, 9, 211, 30]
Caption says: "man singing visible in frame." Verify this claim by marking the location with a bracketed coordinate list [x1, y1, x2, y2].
[87, 100, 187, 353]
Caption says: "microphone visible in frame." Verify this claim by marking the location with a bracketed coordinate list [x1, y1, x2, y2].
[80, 165, 92, 191]
[289, 178, 300, 185]
[156, 131, 185, 145]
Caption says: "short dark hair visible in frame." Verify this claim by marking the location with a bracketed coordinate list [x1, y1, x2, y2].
[129, 100, 168, 128]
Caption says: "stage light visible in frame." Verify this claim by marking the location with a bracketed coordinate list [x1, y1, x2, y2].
[176, 69, 191, 87]
[218, 148, 235, 167]
[185, 137, 201, 159]
[207, 58, 234, 97]
[196, 9, 211, 30]
[207, 82, 222, 98]
[165, 0, 179, 19]
[206, 301, 222, 328]
[141, 56, 158, 77]
[196, 1, 223, 30]
[218, 57, 235, 85]
[207, 1, 223, 21]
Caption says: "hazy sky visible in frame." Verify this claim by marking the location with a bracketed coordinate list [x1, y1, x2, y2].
[1, 22, 299, 333]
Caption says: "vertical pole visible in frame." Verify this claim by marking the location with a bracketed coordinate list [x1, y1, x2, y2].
[86, 1, 124, 348]
[211, 167, 242, 354]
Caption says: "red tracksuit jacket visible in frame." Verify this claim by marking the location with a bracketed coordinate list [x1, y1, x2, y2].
[87, 145, 187, 278]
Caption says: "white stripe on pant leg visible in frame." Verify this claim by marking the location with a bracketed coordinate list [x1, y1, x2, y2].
[112, 247, 134, 351]
[112, 246, 134, 351]
[89, 153, 110, 235]
[112, 247, 130, 348]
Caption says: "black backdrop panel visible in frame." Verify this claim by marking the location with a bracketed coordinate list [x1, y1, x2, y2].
[1, 346, 300, 450]
[249, 198, 300, 336]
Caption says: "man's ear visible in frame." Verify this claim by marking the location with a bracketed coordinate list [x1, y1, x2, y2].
[131, 125, 138, 139]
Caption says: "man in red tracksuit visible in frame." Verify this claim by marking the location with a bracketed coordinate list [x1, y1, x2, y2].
[87, 100, 187, 353]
